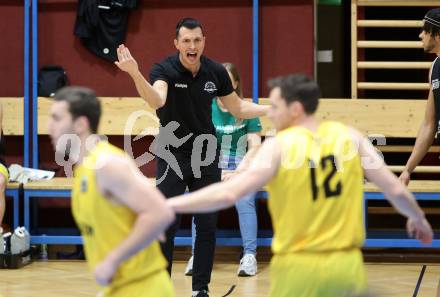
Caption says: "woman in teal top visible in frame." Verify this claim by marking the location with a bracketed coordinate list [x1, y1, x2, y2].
[186, 63, 262, 277]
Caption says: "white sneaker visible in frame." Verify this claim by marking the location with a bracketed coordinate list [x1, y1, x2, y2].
[185, 256, 193, 276]
[237, 254, 257, 276]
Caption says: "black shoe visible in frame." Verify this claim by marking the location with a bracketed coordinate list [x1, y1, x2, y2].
[193, 290, 209, 297]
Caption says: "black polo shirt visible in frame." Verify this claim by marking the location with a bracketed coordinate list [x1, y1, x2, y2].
[432, 57, 440, 141]
[150, 53, 234, 153]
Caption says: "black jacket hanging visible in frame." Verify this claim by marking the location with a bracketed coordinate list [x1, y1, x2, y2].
[74, 0, 138, 62]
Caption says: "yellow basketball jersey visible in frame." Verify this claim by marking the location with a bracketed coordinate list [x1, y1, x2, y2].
[72, 141, 167, 289]
[267, 121, 365, 254]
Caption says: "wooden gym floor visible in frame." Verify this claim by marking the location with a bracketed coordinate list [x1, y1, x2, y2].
[0, 261, 439, 297]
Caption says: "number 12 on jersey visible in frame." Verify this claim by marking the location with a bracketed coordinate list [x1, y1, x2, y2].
[309, 155, 342, 201]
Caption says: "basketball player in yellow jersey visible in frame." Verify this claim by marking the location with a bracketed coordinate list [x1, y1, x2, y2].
[167, 74, 433, 297]
[47, 87, 175, 297]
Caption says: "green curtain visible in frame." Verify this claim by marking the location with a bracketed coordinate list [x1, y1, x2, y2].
[319, 0, 341, 5]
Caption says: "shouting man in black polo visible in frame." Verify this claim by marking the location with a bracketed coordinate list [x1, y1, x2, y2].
[115, 17, 268, 297]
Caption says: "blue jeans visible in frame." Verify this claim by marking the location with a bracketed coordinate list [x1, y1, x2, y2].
[191, 158, 258, 256]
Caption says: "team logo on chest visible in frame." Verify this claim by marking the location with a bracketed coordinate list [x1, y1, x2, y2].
[204, 81, 217, 94]
[432, 79, 439, 90]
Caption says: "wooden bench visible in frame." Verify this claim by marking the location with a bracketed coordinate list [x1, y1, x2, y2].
[0, 97, 25, 229]
[27, 97, 440, 247]
[1, 97, 25, 136]
[259, 98, 440, 174]
[22, 178, 440, 247]
[259, 98, 428, 146]
[363, 180, 440, 247]
[37, 97, 158, 136]
[23, 178, 75, 244]
[39, 97, 430, 137]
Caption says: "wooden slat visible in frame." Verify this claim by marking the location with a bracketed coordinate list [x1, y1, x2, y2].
[38, 97, 428, 139]
[23, 177, 157, 190]
[6, 182, 20, 189]
[358, 0, 440, 6]
[368, 207, 398, 214]
[365, 180, 440, 192]
[369, 206, 440, 214]
[260, 98, 425, 138]
[21, 174, 440, 191]
[357, 61, 431, 69]
[357, 20, 423, 27]
[351, 0, 358, 99]
[314, 99, 424, 137]
[357, 82, 430, 90]
[388, 165, 440, 173]
[0, 98, 24, 136]
[38, 97, 159, 135]
[375, 145, 439, 153]
[23, 177, 73, 190]
[357, 41, 422, 48]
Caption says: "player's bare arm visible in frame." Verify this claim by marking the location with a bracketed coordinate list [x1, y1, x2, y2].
[92, 154, 175, 285]
[115, 44, 168, 109]
[168, 137, 280, 213]
[219, 92, 269, 119]
[400, 67, 437, 185]
[352, 128, 433, 245]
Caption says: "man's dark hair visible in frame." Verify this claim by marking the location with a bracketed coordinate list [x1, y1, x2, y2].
[54, 86, 101, 134]
[175, 17, 204, 38]
[268, 74, 321, 115]
[423, 8, 440, 37]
